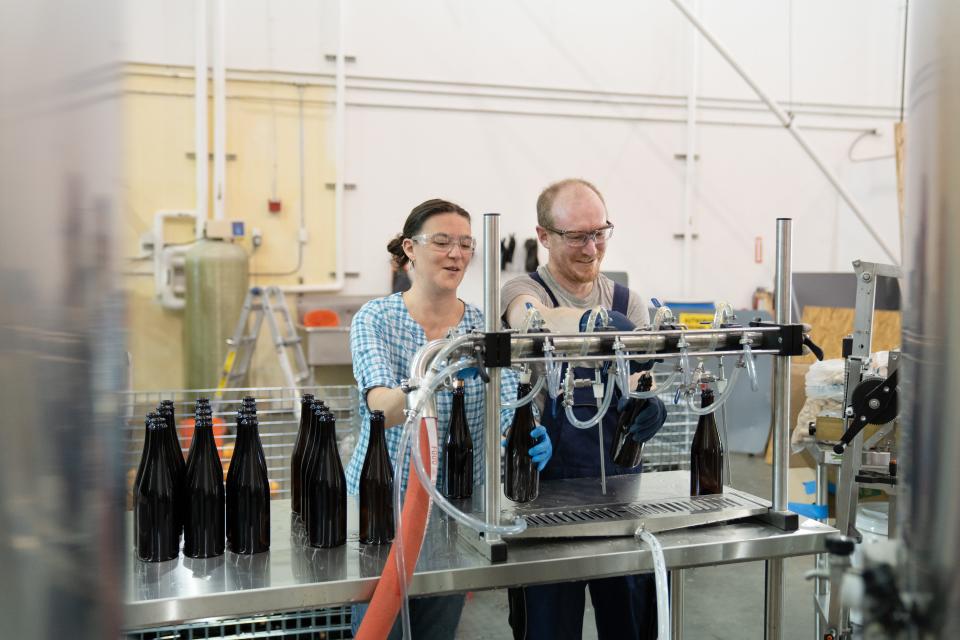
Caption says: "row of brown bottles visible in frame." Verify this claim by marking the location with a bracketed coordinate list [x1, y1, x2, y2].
[290, 395, 393, 547]
[134, 398, 207, 562]
[505, 378, 539, 503]
[135, 396, 275, 561]
[300, 401, 347, 547]
[690, 386, 723, 496]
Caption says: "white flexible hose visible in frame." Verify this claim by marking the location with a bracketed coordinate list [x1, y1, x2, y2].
[635, 527, 671, 640]
[742, 342, 759, 391]
[683, 365, 742, 416]
[501, 374, 544, 409]
[563, 372, 616, 429]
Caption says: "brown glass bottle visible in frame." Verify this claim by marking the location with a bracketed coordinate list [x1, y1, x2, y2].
[299, 403, 323, 521]
[133, 411, 160, 546]
[690, 387, 723, 496]
[443, 380, 474, 499]
[305, 411, 347, 548]
[183, 410, 225, 558]
[290, 392, 315, 517]
[225, 413, 271, 553]
[159, 400, 186, 468]
[611, 374, 653, 468]
[359, 410, 394, 544]
[135, 415, 179, 562]
[505, 381, 539, 503]
[156, 403, 186, 538]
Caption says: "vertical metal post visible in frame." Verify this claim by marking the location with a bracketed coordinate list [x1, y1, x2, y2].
[814, 460, 829, 638]
[483, 214, 502, 543]
[670, 569, 684, 640]
[765, 217, 792, 640]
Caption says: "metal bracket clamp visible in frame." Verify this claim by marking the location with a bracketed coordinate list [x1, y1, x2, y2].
[748, 320, 823, 359]
[482, 331, 513, 368]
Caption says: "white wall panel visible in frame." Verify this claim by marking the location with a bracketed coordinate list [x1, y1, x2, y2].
[122, 0, 906, 308]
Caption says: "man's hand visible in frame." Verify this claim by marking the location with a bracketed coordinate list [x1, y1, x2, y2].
[618, 396, 668, 444]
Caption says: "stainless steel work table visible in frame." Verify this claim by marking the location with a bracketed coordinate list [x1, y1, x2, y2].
[125, 471, 837, 631]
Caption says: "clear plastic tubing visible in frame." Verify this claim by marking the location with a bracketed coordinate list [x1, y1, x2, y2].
[394, 358, 527, 639]
[501, 374, 544, 409]
[635, 527, 671, 640]
[683, 365, 742, 416]
[406, 361, 526, 535]
[616, 357, 680, 400]
[563, 371, 616, 430]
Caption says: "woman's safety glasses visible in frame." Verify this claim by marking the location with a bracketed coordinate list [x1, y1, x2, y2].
[410, 233, 477, 253]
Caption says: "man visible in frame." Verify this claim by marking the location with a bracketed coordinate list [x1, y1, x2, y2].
[501, 178, 667, 640]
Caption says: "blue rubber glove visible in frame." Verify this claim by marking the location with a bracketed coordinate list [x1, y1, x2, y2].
[501, 425, 553, 472]
[456, 366, 479, 380]
[617, 395, 668, 444]
[528, 425, 553, 472]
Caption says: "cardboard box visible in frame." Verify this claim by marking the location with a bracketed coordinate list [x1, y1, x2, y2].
[765, 361, 815, 467]
[813, 416, 883, 443]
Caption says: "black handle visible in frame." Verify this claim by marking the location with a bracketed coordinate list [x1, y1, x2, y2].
[803, 335, 824, 361]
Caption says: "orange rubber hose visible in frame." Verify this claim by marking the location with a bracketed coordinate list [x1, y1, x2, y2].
[355, 419, 434, 639]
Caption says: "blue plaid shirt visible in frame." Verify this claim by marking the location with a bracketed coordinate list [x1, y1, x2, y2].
[345, 293, 519, 495]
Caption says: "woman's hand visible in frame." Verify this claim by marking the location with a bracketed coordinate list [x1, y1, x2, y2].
[501, 424, 553, 471]
[528, 425, 553, 471]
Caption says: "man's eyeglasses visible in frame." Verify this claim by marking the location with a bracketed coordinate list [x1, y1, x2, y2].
[410, 233, 477, 253]
[543, 222, 614, 247]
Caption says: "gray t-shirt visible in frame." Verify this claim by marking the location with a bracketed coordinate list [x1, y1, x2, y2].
[500, 265, 649, 326]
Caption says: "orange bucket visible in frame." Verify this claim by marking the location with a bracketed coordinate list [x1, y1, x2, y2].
[179, 416, 227, 450]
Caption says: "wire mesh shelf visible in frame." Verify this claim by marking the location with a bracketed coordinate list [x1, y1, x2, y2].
[120, 385, 360, 505]
[123, 607, 353, 640]
[640, 372, 697, 472]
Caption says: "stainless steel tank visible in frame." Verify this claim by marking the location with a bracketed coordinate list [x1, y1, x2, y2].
[183, 238, 250, 390]
[0, 0, 123, 637]
[900, 0, 960, 635]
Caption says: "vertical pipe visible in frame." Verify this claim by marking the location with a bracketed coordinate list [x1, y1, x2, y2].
[670, 569, 684, 639]
[194, 0, 208, 238]
[765, 217, 792, 640]
[212, 0, 226, 220]
[772, 218, 792, 511]
[483, 214, 502, 542]
[680, 0, 700, 298]
[332, 0, 347, 284]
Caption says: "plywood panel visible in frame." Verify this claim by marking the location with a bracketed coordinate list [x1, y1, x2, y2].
[798, 306, 901, 364]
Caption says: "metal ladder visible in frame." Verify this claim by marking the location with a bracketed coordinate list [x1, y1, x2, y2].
[215, 286, 314, 395]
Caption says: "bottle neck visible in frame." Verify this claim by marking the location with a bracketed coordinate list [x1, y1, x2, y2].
[701, 390, 715, 408]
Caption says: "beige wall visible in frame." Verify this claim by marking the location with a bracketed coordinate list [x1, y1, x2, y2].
[122, 64, 342, 391]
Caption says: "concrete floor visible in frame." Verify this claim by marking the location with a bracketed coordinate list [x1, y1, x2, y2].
[456, 453, 818, 639]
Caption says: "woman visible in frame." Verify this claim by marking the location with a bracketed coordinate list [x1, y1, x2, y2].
[347, 199, 552, 639]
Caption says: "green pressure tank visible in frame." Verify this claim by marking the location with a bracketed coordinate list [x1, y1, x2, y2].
[183, 238, 249, 390]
